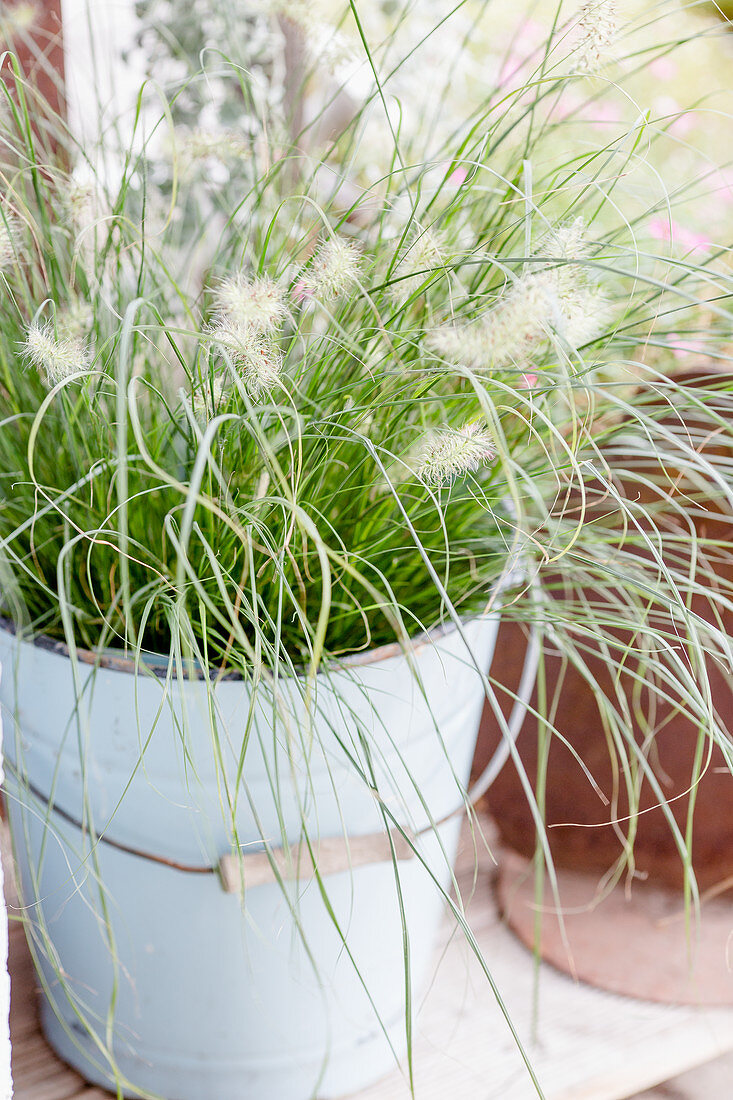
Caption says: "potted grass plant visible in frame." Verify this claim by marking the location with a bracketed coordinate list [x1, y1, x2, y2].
[1, 1, 733, 1098]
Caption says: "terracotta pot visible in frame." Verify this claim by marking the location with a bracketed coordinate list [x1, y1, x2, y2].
[477, 369, 733, 895]
[1, 2, 65, 122]
[476, 368, 733, 1003]
[479, 609, 733, 894]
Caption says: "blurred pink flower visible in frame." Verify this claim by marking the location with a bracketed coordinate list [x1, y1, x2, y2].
[547, 90, 579, 123]
[649, 56, 678, 81]
[653, 95, 693, 136]
[587, 101, 623, 128]
[499, 53, 527, 85]
[648, 217, 710, 254]
[498, 19, 546, 86]
[291, 281, 313, 304]
[548, 90, 621, 128]
[515, 17, 546, 44]
[713, 168, 733, 205]
[518, 372, 538, 389]
[447, 166, 468, 187]
[667, 333, 707, 361]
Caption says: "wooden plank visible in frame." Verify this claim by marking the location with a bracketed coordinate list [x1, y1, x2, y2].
[14, 1081, 92, 1100]
[8, 919, 94, 1100]
[344, 832, 733, 1100]
[13, 1081, 90, 1100]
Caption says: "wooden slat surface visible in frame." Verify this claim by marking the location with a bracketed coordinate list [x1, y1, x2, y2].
[346, 834, 733, 1100]
[9, 918, 101, 1100]
[8, 822, 733, 1100]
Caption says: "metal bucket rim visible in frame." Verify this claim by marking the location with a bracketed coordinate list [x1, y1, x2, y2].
[0, 601, 504, 682]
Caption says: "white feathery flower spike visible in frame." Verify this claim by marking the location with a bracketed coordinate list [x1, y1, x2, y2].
[192, 376, 230, 422]
[558, 286, 611, 347]
[573, 1, 617, 74]
[392, 227, 447, 299]
[429, 274, 552, 370]
[56, 301, 93, 343]
[23, 320, 90, 385]
[67, 180, 108, 234]
[2, 2, 37, 34]
[429, 217, 608, 366]
[0, 208, 17, 271]
[213, 274, 286, 334]
[537, 217, 592, 263]
[265, 1, 356, 69]
[209, 321, 282, 396]
[417, 422, 496, 485]
[535, 217, 610, 347]
[427, 322, 483, 368]
[179, 128, 249, 167]
[67, 180, 113, 272]
[299, 237, 364, 301]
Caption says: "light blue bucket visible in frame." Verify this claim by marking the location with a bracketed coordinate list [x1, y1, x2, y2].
[1, 614, 499, 1099]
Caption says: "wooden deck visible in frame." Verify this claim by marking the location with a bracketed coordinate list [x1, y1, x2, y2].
[8, 826, 733, 1100]
[10, 917, 110, 1100]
